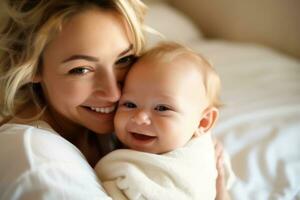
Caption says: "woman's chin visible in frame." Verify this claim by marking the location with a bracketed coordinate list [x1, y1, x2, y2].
[78, 106, 115, 134]
[88, 122, 114, 134]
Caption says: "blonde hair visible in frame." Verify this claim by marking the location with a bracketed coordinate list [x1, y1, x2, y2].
[141, 42, 222, 108]
[0, 0, 147, 119]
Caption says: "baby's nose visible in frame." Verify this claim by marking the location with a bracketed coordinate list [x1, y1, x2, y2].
[131, 111, 151, 125]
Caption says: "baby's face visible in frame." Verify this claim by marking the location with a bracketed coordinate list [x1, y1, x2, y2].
[114, 56, 209, 154]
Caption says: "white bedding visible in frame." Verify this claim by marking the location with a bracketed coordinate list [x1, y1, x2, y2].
[197, 41, 300, 199]
[145, 1, 300, 199]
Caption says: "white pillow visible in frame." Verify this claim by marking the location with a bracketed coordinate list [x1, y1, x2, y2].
[144, 1, 203, 47]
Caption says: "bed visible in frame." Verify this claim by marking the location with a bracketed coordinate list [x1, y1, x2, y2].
[144, 1, 300, 199]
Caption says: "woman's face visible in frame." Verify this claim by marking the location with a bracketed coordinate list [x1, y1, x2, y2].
[38, 8, 135, 134]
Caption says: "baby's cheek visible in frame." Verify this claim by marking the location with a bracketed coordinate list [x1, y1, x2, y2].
[114, 111, 128, 134]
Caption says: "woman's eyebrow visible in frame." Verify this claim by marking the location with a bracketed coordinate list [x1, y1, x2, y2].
[119, 44, 133, 57]
[61, 44, 133, 63]
[62, 55, 99, 63]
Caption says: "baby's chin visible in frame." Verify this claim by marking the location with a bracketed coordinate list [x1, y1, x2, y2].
[129, 145, 175, 154]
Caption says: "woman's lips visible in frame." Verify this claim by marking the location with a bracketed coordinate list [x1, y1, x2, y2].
[82, 104, 117, 114]
[79, 105, 115, 122]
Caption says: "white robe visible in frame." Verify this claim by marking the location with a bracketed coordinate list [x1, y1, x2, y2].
[0, 121, 110, 200]
[95, 133, 218, 200]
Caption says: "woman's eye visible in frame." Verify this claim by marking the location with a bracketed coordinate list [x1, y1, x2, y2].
[122, 101, 137, 109]
[115, 55, 137, 68]
[69, 67, 90, 75]
[155, 105, 171, 112]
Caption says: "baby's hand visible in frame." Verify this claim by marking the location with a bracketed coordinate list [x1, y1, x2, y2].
[214, 139, 231, 200]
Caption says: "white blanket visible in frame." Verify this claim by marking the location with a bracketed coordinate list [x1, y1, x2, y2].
[95, 133, 217, 200]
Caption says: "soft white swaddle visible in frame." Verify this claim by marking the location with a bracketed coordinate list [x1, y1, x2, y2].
[95, 133, 219, 200]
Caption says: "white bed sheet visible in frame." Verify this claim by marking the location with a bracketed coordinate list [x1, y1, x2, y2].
[145, 2, 300, 199]
[194, 41, 300, 199]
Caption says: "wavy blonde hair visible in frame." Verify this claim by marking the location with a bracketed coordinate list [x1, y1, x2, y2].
[0, 0, 147, 120]
[140, 42, 222, 108]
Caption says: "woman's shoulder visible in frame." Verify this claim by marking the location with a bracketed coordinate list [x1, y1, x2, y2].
[0, 122, 87, 187]
[0, 121, 108, 199]
[0, 121, 87, 165]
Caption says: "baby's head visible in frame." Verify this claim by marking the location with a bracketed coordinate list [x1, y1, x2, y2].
[114, 42, 221, 154]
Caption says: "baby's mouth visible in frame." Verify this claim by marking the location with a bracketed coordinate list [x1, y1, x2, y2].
[131, 132, 157, 141]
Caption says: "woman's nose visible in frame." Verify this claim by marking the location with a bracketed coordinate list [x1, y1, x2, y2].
[94, 70, 121, 102]
[131, 111, 151, 125]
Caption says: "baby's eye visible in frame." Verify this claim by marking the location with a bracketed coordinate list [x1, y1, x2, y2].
[122, 101, 137, 109]
[115, 55, 137, 69]
[69, 67, 90, 75]
[155, 105, 171, 112]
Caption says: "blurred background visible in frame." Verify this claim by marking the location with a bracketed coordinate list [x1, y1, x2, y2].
[143, 0, 300, 199]
[145, 0, 300, 58]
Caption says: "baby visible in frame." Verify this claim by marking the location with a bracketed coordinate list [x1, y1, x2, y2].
[95, 42, 224, 200]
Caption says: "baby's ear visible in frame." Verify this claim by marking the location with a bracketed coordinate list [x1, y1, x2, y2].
[198, 107, 219, 133]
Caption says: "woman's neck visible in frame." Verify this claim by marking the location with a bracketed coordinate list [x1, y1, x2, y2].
[43, 107, 105, 166]
[41, 107, 84, 143]
[9, 103, 104, 166]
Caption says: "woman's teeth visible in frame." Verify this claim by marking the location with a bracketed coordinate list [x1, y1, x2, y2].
[90, 105, 116, 113]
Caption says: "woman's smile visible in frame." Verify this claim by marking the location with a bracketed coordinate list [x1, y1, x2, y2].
[79, 105, 116, 121]
[86, 104, 117, 114]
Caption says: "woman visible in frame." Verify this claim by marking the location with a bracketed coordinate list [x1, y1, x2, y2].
[0, 0, 229, 199]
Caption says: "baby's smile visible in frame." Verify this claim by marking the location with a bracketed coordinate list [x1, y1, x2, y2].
[130, 132, 157, 141]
